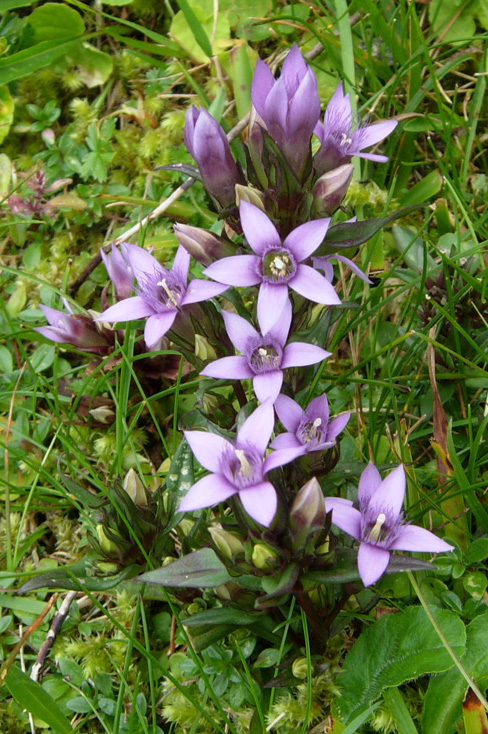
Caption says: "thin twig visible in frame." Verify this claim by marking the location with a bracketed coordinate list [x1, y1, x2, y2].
[30, 591, 78, 683]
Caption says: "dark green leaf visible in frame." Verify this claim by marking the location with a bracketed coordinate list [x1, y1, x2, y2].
[19, 563, 136, 592]
[338, 606, 466, 722]
[174, 0, 213, 57]
[138, 548, 232, 588]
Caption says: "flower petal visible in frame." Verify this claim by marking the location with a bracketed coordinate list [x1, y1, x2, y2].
[121, 244, 161, 284]
[144, 312, 177, 347]
[274, 394, 304, 433]
[357, 542, 390, 587]
[184, 430, 232, 473]
[98, 296, 154, 323]
[324, 498, 361, 539]
[267, 298, 292, 346]
[253, 371, 283, 403]
[357, 120, 397, 150]
[178, 474, 237, 512]
[182, 279, 228, 305]
[306, 394, 329, 425]
[270, 433, 301, 450]
[204, 255, 261, 287]
[237, 400, 275, 455]
[240, 200, 281, 255]
[291, 264, 341, 305]
[251, 57, 275, 118]
[368, 464, 406, 521]
[357, 462, 382, 511]
[172, 245, 191, 277]
[389, 525, 454, 553]
[239, 481, 277, 526]
[264, 445, 304, 473]
[282, 341, 330, 368]
[326, 413, 350, 442]
[257, 283, 289, 335]
[284, 218, 330, 261]
[222, 310, 258, 353]
[200, 355, 253, 380]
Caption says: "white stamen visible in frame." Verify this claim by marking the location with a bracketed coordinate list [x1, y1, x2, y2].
[157, 278, 179, 307]
[258, 348, 268, 357]
[273, 256, 285, 270]
[370, 512, 386, 542]
[340, 132, 352, 146]
[235, 449, 253, 478]
[313, 418, 322, 428]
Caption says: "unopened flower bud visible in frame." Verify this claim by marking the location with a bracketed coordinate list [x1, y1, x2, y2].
[209, 525, 245, 561]
[123, 468, 148, 506]
[96, 524, 119, 555]
[252, 543, 280, 569]
[292, 657, 309, 680]
[235, 184, 265, 211]
[89, 404, 115, 424]
[312, 164, 354, 217]
[42, 128, 55, 145]
[195, 334, 217, 361]
[177, 518, 194, 536]
[289, 477, 326, 550]
[174, 223, 236, 266]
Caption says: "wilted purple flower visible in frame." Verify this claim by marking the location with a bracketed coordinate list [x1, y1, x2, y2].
[179, 401, 303, 526]
[35, 300, 113, 354]
[184, 106, 242, 208]
[271, 394, 349, 452]
[204, 201, 340, 334]
[96, 244, 228, 348]
[324, 463, 454, 587]
[101, 244, 134, 299]
[314, 83, 397, 175]
[251, 44, 321, 177]
[200, 300, 330, 404]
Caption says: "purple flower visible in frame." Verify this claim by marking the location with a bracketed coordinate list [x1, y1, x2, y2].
[101, 244, 134, 299]
[184, 106, 242, 208]
[314, 83, 397, 175]
[324, 463, 454, 587]
[312, 254, 372, 285]
[204, 201, 340, 334]
[178, 401, 303, 526]
[97, 244, 228, 349]
[271, 394, 350, 452]
[35, 300, 113, 354]
[200, 299, 331, 404]
[251, 44, 321, 177]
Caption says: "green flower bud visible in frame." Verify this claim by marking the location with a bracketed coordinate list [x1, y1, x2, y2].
[292, 657, 309, 680]
[209, 524, 245, 561]
[252, 543, 280, 569]
[235, 184, 265, 211]
[123, 468, 148, 507]
[194, 334, 218, 361]
[96, 524, 119, 555]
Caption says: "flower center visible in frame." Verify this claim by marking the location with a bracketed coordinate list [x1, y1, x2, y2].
[221, 444, 263, 489]
[249, 340, 282, 374]
[261, 248, 296, 284]
[157, 277, 180, 309]
[361, 507, 401, 548]
[369, 513, 386, 543]
[297, 417, 324, 449]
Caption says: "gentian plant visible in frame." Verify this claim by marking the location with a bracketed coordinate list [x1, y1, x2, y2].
[35, 42, 456, 729]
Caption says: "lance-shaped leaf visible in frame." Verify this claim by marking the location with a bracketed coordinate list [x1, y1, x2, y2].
[314, 204, 418, 256]
[138, 548, 232, 588]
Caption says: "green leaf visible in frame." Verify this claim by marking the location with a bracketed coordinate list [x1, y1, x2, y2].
[174, 0, 213, 57]
[170, 2, 230, 63]
[0, 86, 14, 145]
[75, 43, 113, 87]
[5, 666, 73, 734]
[422, 613, 488, 734]
[138, 548, 232, 588]
[0, 39, 81, 85]
[30, 344, 55, 372]
[18, 562, 136, 592]
[314, 205, 419, 256]
[28, 3, 85, 42]
[2, 0, 35, 9]
[337, 606, 466, 722]
[399, 170, 443, 207]
[392, 225, 438, 273]
[466, 538, 488, 564]
[0, 345, 13, 375]
[428, 0, 476, 44]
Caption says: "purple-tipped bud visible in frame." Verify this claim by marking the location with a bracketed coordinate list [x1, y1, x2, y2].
[174, 223, 236, 266]
[35, 304, 113, 354]
[312, 163, 354, 217]
[289, 477, 326, 551]
[184, 106, 242, 208]
[251, 44, 321, 178]
[101, 244, 134, 299]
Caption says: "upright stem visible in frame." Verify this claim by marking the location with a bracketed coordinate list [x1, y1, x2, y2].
[334, 0, 361, 181]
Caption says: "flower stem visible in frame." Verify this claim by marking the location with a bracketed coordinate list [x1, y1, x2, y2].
[408, 571, 488, 711]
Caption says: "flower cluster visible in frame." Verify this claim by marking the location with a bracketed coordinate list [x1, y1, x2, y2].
[37, 44, 452, 589]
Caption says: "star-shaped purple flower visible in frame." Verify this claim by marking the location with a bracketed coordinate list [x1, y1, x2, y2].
[96, 244, 228, 349]
[178, 401, 303, 526]
[271, 394, 350, 452]
[314, 83, 398, 175]
[204, 200, 340, 334]
[200, 300, 330, 404]
[324, 463, 454, 587]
